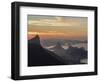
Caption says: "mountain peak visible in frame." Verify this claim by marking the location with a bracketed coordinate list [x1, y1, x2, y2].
[34, 35, 40, 39]
[29, 35, 40, 45]
[67, 43, 73, 48]
[54, 42, 63, 49]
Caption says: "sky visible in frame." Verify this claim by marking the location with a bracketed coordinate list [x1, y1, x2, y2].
[28, 15, 88, 40]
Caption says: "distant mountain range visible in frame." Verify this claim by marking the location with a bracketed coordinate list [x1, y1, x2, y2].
[28, 35, 87, 66]
[46, 42, 87, 64]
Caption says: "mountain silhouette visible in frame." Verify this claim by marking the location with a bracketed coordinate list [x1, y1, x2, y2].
[28, 35, 66, 66]
[29, 35, 40, 45]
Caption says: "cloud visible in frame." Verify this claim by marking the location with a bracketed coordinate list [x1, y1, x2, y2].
[28, 17, 82, 27]
[28, 31, 65, 36]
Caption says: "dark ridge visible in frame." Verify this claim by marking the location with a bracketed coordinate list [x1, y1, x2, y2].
[28, 35, 66, 66]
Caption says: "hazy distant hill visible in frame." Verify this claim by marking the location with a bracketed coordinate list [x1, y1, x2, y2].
[28, 35, 66, 66]
[49, 42, 66, 57]
[65, 45, 87, 64]
[46, 42, 87, 64]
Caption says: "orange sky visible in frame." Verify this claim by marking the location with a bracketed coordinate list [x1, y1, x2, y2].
[28, 15, 87, 40]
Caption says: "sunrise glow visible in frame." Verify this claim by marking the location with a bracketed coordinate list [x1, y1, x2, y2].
[28, 15, 87, 40]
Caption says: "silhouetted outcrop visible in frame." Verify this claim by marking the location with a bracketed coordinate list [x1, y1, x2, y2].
[28, 35, 66, 66]
[29, 35, 40, 45]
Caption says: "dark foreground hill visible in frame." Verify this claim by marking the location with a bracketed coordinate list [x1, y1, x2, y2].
[28, 35, 66, 66]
